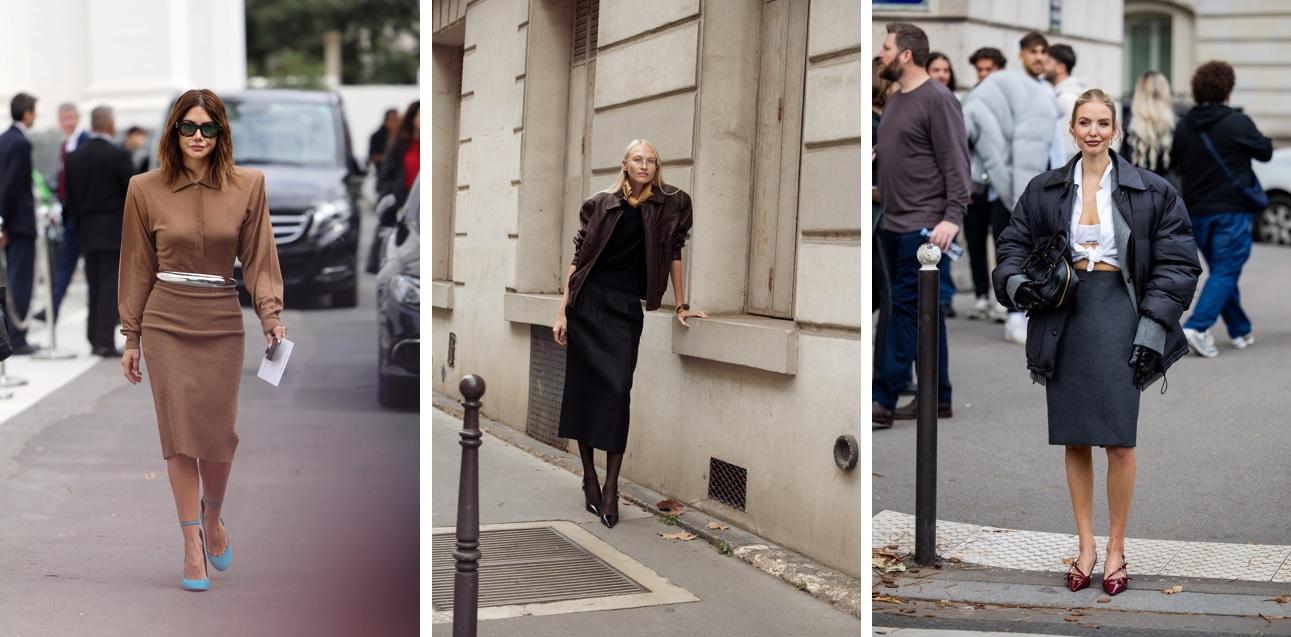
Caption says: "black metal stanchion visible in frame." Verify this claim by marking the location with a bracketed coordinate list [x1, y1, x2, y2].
[914, 243, 941, 566]
[453, 375, 485, 637]
[31, 214, 74, 360]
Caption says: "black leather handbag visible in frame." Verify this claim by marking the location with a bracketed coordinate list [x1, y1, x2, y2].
[1020, 231, 1079, 310]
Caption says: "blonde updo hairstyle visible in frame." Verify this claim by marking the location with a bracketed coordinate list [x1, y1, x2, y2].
[1069, 88, 1123, 148]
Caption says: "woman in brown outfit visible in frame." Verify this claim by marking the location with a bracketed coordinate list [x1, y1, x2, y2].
[553, 139, 707, 528]
[119, 89, 285, 591]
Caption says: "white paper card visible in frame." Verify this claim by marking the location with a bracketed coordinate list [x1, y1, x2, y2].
[257, 338, 294, 386]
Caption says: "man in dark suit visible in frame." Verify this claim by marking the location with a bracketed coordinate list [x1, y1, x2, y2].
[41, 103, 92, 323]
[63, 105, 132, 357]
[0, 93, 40, 355]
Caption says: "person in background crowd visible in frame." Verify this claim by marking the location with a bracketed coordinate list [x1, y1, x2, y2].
[1125, 71, 1178, 184]
[41, 104, 91, 323]
[1019, 31, 1050, 82]
[124, 126, 151, 175]
[926, 50, 960, 318]
[1172, 60, 1272, 358]
[963, 47, 1009, 321]
[873, 56, 895, 396]
[0, 93, 41, 355]
[377, 101, 420, 221]
[63, 106, 133, 357]
[872, 23, 970, 428]
[994, 88, 1200, 598]
[962, 35, 1060, 345]
[1045, 44, 1088, 167]
[368, 108, 398, 173]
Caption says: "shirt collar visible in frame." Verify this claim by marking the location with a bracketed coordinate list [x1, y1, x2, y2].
[13, 122, 29, 138]
[170, 170, 220, 192]
[1072, 157, 1114, 191]
[89, 132, 113, 142]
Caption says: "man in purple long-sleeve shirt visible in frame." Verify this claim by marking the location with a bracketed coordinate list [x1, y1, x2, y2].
[873, 22, 971, 427]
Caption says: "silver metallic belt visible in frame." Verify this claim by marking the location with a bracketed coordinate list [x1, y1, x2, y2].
[157, 271, 237, 288]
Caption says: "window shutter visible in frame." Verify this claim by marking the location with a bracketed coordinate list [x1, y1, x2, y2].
[571, 0, 599, 65]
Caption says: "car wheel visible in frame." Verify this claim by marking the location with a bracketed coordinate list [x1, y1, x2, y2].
[1258, 193, 1291, 245]
[332, 280, 358, 308]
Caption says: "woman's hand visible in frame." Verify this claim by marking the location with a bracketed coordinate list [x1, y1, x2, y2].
[267, 324, 287, 346]
[121, 349, 142, 385]
[553, 313, 568, 347]
[676, 308, 709, 327]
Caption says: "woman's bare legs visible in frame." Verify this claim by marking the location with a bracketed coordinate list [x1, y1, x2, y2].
[1104, 446, 1136, 578]
[167, 454, 205, 581]
[576, 442, 601, 509]
[198, 459, 233, 556]
[1064, 445, 1097, 577]
[600, 451, 625, 521]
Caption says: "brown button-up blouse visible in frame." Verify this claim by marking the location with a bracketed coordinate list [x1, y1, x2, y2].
[118, 166, 284, 350]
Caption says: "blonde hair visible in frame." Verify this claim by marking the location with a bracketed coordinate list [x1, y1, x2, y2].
[1128, 71, 1174, 172]
[602, 139, 681, 196]
[1070, 88, 1122, 147]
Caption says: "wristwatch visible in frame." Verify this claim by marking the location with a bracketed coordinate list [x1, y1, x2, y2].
[675, 303, 690, 314]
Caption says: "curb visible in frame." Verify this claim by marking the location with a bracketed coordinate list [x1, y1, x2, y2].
[431, 393, 862, 618]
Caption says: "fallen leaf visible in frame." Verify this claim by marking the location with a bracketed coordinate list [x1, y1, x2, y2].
[1265, 596, 1291, 605]
[1097, 598, 1111, 603]
[871, 594, 904, 603]
[1071, 611, 1086, 616]
[1081, 624, 1101, 629]
[1162, 585, 1183, 595]
[658, 531, 697, 541]
[949, 557, 961, 564]
[886, 544, 899, 550]
[656, 499, 686, 514]
[900, 608, 915, 614]
[872, 555, 907, 573]
[142, 472, 158, 480]
[884, 582, 900, 588]
[1061, 557, 1076, 566]
[1064, 618, 1079, 623]
[706, 522, 729, 531]
[923, 614, 937, 617]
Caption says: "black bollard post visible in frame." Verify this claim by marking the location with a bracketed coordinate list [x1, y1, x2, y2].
[914, 243, 941, 566]
[453, 375, 486, 637]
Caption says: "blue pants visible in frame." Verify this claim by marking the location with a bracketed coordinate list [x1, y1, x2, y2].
[5, 236, 35, 349]
[1183, 212, 1252, 338]
[873, 229, 952, 409]
[51, 219, 79, 318]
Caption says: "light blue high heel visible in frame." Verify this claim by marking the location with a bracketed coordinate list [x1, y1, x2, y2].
[201, 498, 232, 572]
[180, 520, 209, 591]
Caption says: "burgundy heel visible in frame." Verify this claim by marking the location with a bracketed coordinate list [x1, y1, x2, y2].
[1102, 559, 1131, 596]
[1064, 554, 1097, 592]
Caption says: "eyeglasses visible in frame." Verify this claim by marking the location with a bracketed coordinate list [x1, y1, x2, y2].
[628, 157, 658, 167]
[175, 120, 222, 138]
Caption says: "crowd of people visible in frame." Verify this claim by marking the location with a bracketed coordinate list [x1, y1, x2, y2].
[872, 22, 1272, 426]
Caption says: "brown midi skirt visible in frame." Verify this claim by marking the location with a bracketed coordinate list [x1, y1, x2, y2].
[141, 281, 245, 462]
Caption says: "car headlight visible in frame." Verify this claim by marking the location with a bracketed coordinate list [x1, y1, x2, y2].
[392, 274, 420, 307]
[308, 197, 353, 245]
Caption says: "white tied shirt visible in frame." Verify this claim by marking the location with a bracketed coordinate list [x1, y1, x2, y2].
[1070, 158, 1121, 270]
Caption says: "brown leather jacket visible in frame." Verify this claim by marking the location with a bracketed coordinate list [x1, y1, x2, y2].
[567, 187, 692, 311]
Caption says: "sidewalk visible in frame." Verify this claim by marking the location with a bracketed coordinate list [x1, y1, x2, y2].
[429, 399, 860, 635]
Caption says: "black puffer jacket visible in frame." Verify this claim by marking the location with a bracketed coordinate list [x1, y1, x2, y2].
[992, 150, 1202, 381]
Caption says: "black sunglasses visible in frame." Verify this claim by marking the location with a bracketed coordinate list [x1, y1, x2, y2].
[175, 120, 222, 138]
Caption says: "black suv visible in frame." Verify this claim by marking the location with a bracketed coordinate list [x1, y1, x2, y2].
[218, 90, 365, 306]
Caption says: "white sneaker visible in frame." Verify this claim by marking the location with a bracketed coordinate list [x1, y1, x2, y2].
[1232, 333, 1255, 349]
[969, 297, 991, 320]
[991, 301, 1009, 323]
[1004, 312, 1027, 345]
[1183, 327, 1218, 358]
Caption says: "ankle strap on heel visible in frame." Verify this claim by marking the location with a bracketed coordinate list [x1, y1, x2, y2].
[202, 497, 223, 507]
[180, 520, 200, 527]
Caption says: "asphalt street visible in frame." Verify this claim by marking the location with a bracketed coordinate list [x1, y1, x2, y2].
[0, 212, 419, 635]
[873, 241, 1291, 545]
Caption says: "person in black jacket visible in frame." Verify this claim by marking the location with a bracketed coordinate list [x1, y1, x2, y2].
[376, 100, 420, 221]
[63, 105, 134, 356]
[993, 88, 1201, 597]
[1170, 60, 1273, 358]
[0, 93, 40, 355]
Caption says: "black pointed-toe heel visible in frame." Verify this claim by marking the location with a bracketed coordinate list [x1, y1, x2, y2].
[599, 489, 618, 528]
[582, 480, 602, 517]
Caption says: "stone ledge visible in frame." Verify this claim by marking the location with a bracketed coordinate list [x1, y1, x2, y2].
[502, 293, 798, 375]
[430, 281, 454, 310]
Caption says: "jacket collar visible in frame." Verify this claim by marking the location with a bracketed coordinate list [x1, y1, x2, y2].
[1043, 149, 1144, 191]
[613, 185, 666, 208]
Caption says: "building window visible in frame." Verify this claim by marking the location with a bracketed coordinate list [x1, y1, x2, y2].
[1124, 14, 1172, 98]
[572, 0, 599, 65]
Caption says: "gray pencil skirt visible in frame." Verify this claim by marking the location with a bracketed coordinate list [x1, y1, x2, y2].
[1046, 270, 1140, 448]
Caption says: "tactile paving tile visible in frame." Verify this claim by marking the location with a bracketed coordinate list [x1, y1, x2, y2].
[1158, 541, 1291, 581]
[871, 510, 981, 556]
[1272, 557, 1291, 583]
[947, 527, 1078, 571]
[1046, 536, 1188, 576]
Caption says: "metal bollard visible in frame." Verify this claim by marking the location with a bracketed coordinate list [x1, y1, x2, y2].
[31, 214, 74, 360]
[453, 375, 486, 637]
[914, 243, 941, 566]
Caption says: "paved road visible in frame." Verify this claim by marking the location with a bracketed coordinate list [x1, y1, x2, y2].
[0, 219, 419, 635]
[873, 241, 1291, 545]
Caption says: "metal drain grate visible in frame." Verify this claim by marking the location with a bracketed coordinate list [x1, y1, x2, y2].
[525, 324, 568, 450]
[708, 457, 748, 511]
[431, 527, 647, 610]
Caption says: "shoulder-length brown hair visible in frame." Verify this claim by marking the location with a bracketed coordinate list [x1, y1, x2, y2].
[391, 100, 420, 145]
[159, 89, 236, 190]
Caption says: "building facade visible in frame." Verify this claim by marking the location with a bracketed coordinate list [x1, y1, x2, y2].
[431, 0, 862, 576]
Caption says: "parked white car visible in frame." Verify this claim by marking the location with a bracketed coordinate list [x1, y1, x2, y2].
[1252, 149, 1291, 244]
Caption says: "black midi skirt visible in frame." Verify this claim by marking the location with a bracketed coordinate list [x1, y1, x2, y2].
[1046, 270, 1141, 447]
[558, 283, 645, 453]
